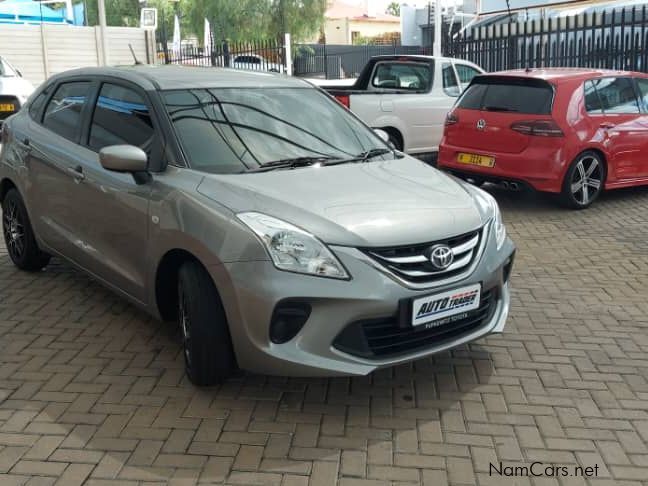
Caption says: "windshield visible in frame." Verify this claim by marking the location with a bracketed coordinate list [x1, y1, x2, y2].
[162, 87, 388, 173]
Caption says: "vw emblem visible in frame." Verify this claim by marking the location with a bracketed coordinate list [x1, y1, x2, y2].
[476, 119, 486, 131]
[426, 244, 454, 270]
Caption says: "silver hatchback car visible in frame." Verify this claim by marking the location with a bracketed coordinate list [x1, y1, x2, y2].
[0, 66, 515, 384]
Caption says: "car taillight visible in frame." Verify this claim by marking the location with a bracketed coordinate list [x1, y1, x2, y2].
[335, 94, 350, 109]
[445, 112, 458, 126]
[510, 120, 563, 137]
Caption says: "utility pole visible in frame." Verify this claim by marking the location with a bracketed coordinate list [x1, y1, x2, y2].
[98, 0, 109, 65]
[433, 0, 442, 56]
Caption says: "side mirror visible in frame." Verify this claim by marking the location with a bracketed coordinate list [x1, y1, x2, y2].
[99, 145, 150, 184]
[99, 145, 147, 173]
[373, 128, 395, 149]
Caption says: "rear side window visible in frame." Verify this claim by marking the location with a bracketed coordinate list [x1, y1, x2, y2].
[89, 83, 154, 152]
[371, 62, 431, 91]
[637, 78, 648, 111]
[43, 81, 92, 142]
[457, 77, 554, 114]
[585, 77, 640, 114]
[442, 62, 460, 96]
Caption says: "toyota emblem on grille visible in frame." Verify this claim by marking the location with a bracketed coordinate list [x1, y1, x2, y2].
[476, 119, 486, 130]
[426, 244, 454, 270]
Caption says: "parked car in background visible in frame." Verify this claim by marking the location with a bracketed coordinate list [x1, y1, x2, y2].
[318, 55, 484, 159]
[0, 65, 514, 384]
[231, 53, 284, 73]
[438, 69, 648, 208]
[0, 55, 34, 125]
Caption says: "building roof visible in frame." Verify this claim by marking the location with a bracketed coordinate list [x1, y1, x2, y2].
[325, 2, 400, 23]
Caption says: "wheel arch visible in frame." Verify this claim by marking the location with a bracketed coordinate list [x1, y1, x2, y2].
[0, 178, 17, 202]
[154, 248, 215, 322]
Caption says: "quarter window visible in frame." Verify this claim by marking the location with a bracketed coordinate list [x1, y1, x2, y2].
[585, 77, 640, 114]
[89, 83, 154, 152]
[442, 62, 460, 97]
[43, 81, 91, 142]
[28, 87, 51, 122]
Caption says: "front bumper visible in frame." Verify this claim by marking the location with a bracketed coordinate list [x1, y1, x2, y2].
[210, 234, 515, 377]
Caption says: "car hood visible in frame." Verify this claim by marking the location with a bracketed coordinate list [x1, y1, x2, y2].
[197, 156, 490, 247]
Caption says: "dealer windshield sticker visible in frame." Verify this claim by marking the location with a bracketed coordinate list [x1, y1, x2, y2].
[411, 283, 481, 327]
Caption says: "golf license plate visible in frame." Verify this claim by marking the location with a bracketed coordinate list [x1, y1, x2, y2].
[0, 103, 15, 112]
[457, 152, 495, 168]
[411, 283, 481, 328]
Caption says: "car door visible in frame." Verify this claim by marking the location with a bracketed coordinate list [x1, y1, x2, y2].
[71, 80, 154, 303]
[585, 77, 645, 180]
[24, 79, 96, 257]
[633, 77, 648, 177]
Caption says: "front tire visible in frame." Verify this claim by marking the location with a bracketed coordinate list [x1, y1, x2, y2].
[2, 189, 50, 271]
[560, 151, 605, 209]
[178, 260, 235, 385]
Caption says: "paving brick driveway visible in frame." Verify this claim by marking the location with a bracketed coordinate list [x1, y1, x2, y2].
[1, 186, 648, 486]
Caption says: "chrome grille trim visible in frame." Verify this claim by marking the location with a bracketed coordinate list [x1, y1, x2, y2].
[360, 226, 487, 287]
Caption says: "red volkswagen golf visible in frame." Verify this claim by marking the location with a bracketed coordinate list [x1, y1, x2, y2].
[438, 69, 648, 208]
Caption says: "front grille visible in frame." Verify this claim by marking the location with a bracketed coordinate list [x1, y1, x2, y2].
[362, 228, 483, 285]
[333, 288, 497, 359]
[0, 96, 19, 121]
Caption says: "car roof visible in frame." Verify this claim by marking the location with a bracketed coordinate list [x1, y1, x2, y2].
[48, 65, 312, 90]
[486, 68, 648, 84]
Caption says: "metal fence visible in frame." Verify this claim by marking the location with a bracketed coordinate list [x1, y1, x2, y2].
[158, 38, 286, 72]
[294, 44, 434, 79]
[444, 5, 648, 73]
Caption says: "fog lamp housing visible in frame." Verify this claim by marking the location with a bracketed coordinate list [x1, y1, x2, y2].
[270, 301, 311, 344]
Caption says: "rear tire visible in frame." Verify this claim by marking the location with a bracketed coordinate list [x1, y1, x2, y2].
[178, 260, 235, 385]
[2, 189, 50, 271]
[560, 151, 605, 209]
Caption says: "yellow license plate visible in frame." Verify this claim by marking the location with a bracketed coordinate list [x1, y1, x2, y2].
[0, 103, 15, 112]
[457, 152, 495, 168]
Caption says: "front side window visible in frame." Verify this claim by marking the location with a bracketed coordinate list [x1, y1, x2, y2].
[455, 64, 481, 84]
[371, 63, 431, 91]
[585, 77, 640, 114]
[89, 83, 154, 152]
[163, 87, 384, 174]
[43, 81, 92, 142]
[28, 86, 51, 121]
[442, 62, 460, 97]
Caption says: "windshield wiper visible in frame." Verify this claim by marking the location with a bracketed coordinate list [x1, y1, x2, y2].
[325, 148, 394, 165]
[247, 155, 340, 172]
[482, 105, 518, 112]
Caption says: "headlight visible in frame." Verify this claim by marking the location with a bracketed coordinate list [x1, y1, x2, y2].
[492, 199, 506, 250]
[237, 212, 349, 279]
[473, 188, 506, 250]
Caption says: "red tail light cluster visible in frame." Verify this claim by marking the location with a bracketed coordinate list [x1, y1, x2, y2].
[335, 94, 350, 109]
[510, 120, 563, 137]
[445, 112, 459, 126]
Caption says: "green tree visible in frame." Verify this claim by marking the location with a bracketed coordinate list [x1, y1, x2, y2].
[385, 1, 400, 16]
[84, 0, 140, 26]
[183, 0, 268, 42]
[268, 0, 327, 42]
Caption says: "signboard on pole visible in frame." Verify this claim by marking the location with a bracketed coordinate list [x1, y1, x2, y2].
[140, 7, 157, 30]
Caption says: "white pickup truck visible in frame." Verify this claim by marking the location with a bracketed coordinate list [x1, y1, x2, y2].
[320, 55, 483, 160]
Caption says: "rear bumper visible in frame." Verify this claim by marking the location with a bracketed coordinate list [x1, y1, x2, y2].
[437, 141, 570, 193]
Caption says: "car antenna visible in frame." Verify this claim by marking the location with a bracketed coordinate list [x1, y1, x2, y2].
[129, 43, 142, 65]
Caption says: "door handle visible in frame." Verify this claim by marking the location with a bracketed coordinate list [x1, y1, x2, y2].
[67, 165, 85, 181]
[600, 122, 615, 129]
